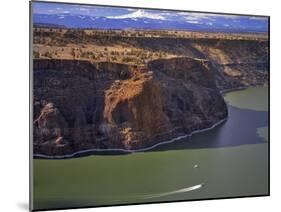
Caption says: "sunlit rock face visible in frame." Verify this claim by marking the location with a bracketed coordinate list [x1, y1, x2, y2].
[33, 57, 227, 155]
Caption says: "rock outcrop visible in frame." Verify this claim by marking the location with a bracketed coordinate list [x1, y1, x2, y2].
[121, 37, 268, 89]
[33, 57, 228, 155]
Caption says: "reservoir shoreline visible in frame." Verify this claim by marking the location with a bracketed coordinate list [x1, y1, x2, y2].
[34, 117, 228, 159]
[33, 86, 268, 159]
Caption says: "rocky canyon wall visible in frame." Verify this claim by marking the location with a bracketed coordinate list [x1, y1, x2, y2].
[33, 57, 228, 155]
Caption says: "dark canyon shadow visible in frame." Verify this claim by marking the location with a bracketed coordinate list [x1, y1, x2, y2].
[150, 105, 268, 152]
[57, 104, 268, 158]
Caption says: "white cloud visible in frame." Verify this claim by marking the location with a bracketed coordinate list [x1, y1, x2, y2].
[79, 8, 89, 11]
[78, 15, 85, 19]
[249, 16, 268, 21]
[70, 7, 89, 12]
[178, 13, 216, 22]
[177, 12, 242, 21]
[184, 16, 200, 21]
[186, 20, 200, 24]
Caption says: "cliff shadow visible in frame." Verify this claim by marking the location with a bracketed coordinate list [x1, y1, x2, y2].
[44, 105, 269, 159]
[148, 105, 268, 152]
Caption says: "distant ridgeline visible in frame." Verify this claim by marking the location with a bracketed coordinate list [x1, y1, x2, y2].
[33, 13, 268, 33]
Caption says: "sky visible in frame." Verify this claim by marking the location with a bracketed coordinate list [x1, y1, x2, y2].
[33, 2, 136, 17]
[32, 2, 268, 32]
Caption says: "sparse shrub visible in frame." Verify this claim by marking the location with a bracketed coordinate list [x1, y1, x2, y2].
[71, 48, 76, 59]
[43, 51, 53, 59]
[81, 51, 94, 59]
[122, 57, 134, 63]
[33, 51, 40, 59]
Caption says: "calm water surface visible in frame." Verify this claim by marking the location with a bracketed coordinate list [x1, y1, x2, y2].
[33, 87, 268, 210]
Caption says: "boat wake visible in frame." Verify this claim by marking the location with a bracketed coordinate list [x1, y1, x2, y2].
[141, 184, 203, 199]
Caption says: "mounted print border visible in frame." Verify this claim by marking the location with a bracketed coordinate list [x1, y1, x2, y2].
[29, 1, 270, 211]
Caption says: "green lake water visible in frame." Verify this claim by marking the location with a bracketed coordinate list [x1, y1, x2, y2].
[224, 87, 268, 111]
[33, 87, 269, 210]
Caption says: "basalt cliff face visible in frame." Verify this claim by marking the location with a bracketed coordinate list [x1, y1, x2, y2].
[33, 57, 227, 155]
[120, 37, 268, 90]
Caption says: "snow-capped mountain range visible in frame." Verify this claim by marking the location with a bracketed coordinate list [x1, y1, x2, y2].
[33, 6, 268, 33]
